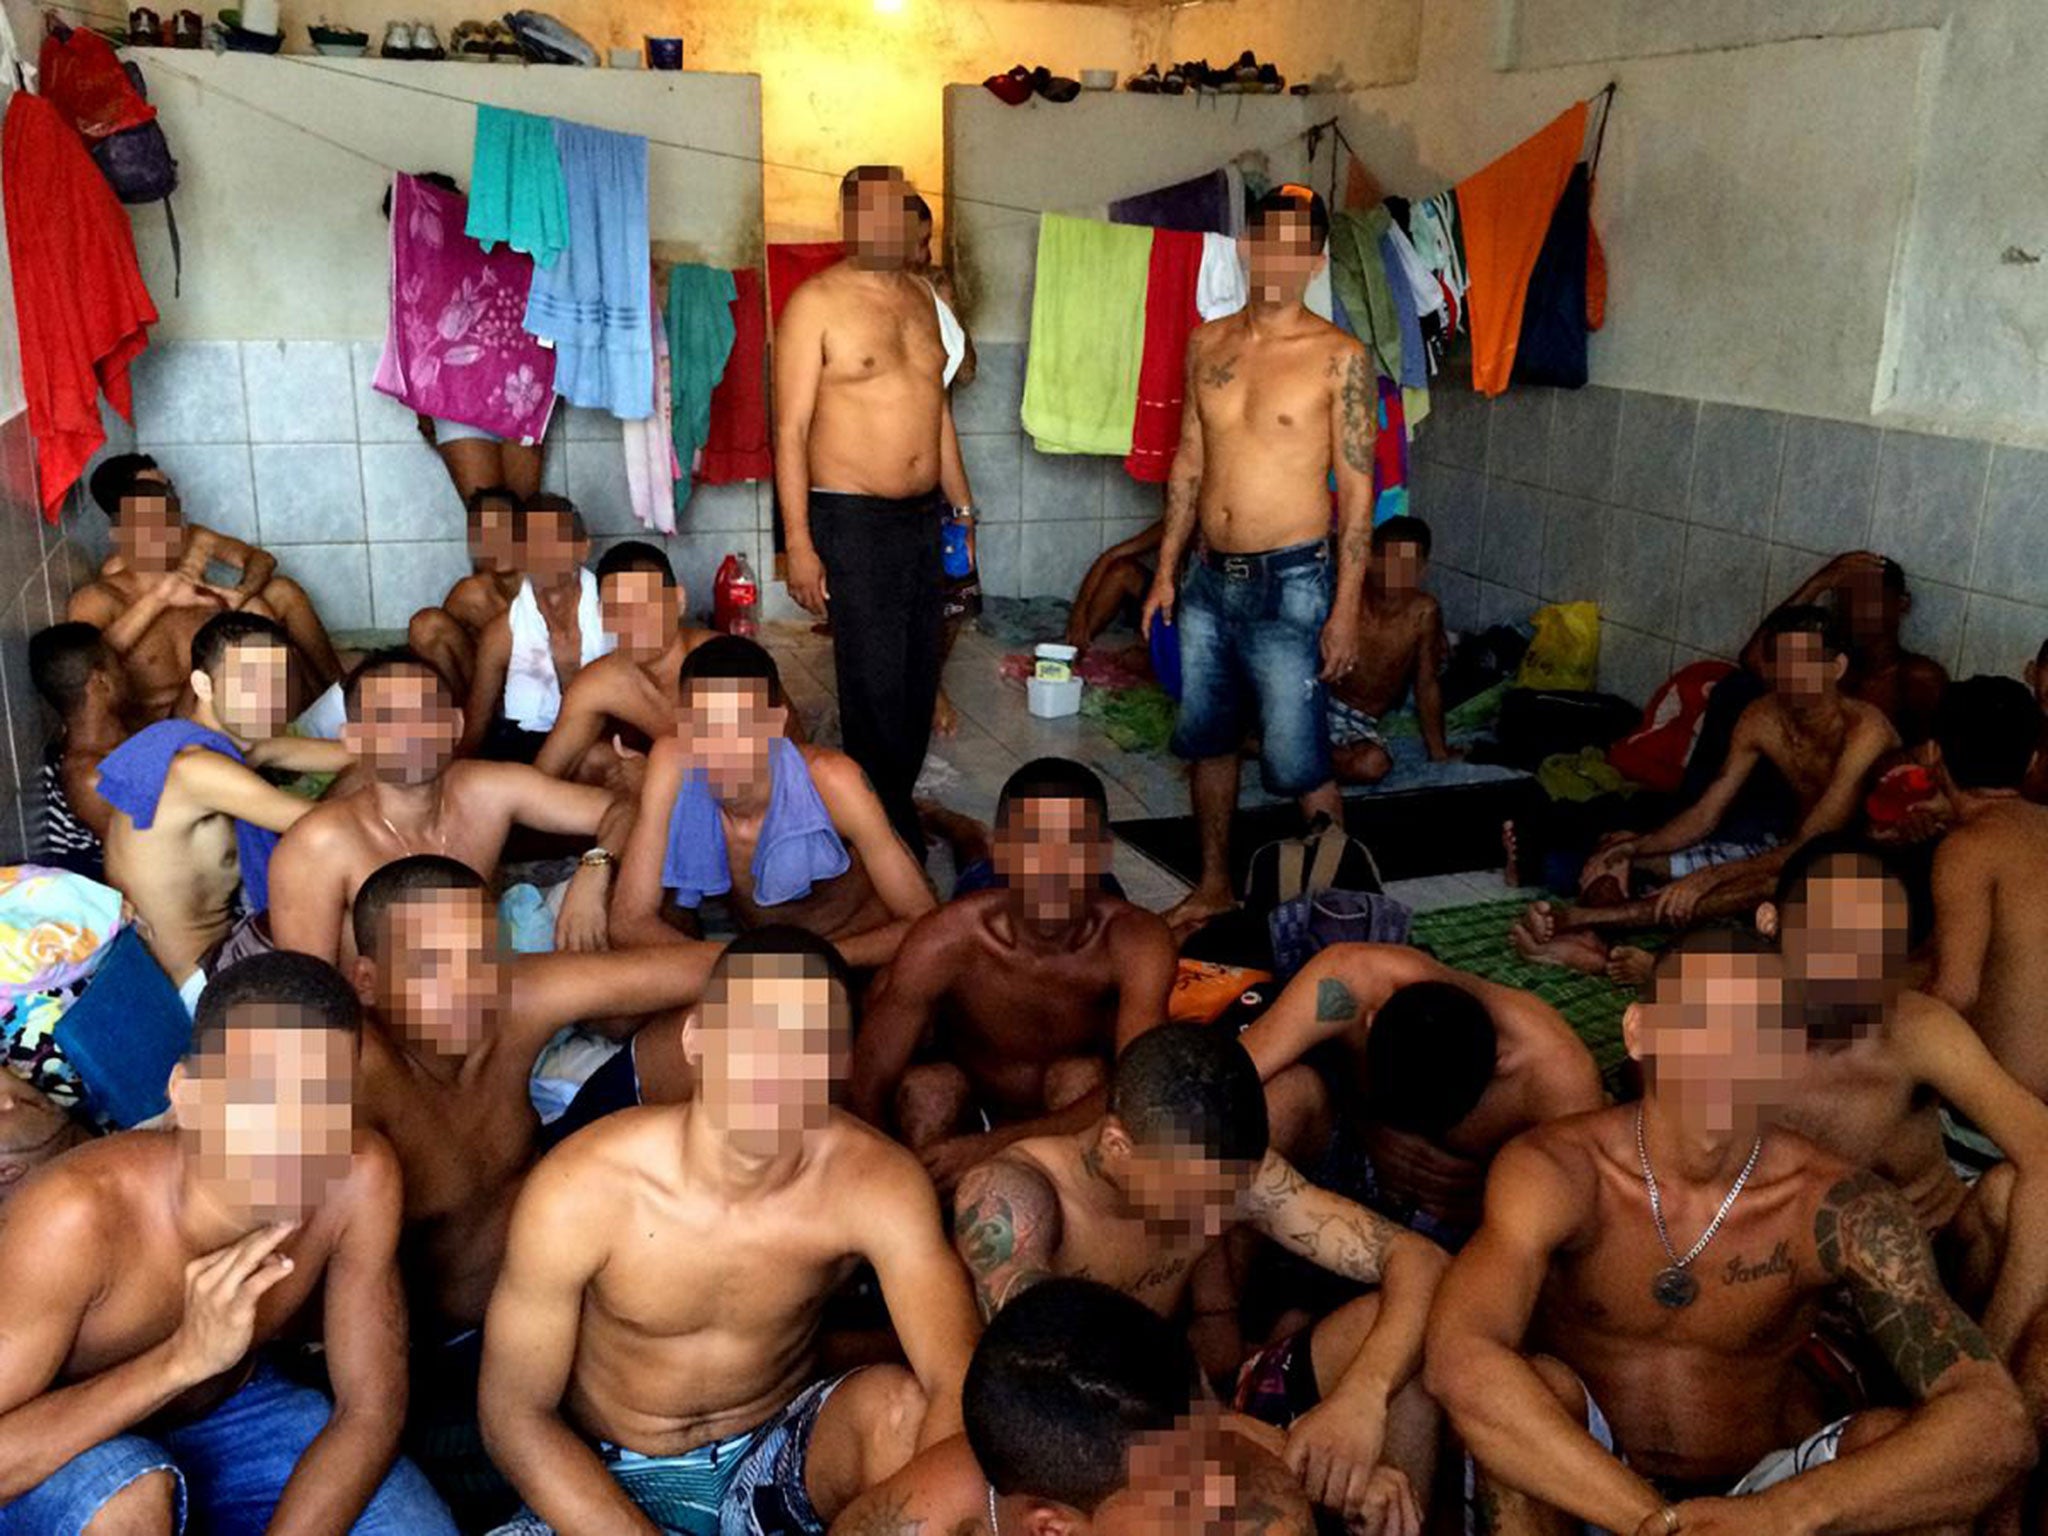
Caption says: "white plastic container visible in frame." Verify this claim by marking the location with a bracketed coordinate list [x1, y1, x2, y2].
[1033, 642, 1078, 682]
[1027, 677, 1084, 718]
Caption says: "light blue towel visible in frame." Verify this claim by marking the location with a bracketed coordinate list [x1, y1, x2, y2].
[1380, 230, 1428, 391]
[523, 120, 653, 420]
[661, 739, 851, 908]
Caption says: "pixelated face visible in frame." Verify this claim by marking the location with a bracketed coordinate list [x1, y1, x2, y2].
[208, 639, 292, 739]
[1838, 566, 1903, 644]
[1243, 208, 1322, 303]
[522, 510, 585, 580]
[996, 794, 1106, 926]
[682, 679, 779, 796]
[1376, 539, 1427, 595]
[845, 170, 916, 266]
[690, 957, 849, 1153]
[1766, 628, 1838, 704]
[182, 1015, 356, 1222]
[1778, 859, 1907, 1041]
[346, 667, 461, 785]
[469, 500, 519, 573]
[1092, 1421, 1287, 1536]
[1633, 949, 1798, 1133]
[600, 570, 674, 658]
[1121, 1137, 1253, 1241]
[0, 1072, 75, 1200]
[117, 488, 188, 572]
[378, 891, 502, 1055]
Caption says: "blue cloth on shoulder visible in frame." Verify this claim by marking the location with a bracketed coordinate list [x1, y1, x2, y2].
[661, 739, 850, 909]
[97, 721, 277, 913]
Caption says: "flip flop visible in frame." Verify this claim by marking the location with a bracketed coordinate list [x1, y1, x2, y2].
[983, 65, 1033, 105]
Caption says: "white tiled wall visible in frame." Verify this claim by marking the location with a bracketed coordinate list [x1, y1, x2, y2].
[1407, 374, 2048, 706]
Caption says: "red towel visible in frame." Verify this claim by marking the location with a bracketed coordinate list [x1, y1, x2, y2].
[1122, 229, 1203, 485]
[766, 241, 845, 329]
[1456, 102, 1587, 397]
[700, 267, 772, 485]
[4, 91, 157, 522]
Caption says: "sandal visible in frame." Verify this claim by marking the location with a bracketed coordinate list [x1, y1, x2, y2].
[1126, 62, 1161, 93]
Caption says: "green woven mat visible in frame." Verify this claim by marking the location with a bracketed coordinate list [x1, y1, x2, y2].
[1409, 896, 1657, 1099]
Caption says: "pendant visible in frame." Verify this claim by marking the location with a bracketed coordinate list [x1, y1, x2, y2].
[1652, 1266, 1699, 1309]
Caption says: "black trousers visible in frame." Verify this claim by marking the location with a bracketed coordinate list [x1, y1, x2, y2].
[809, 489, 945, 854]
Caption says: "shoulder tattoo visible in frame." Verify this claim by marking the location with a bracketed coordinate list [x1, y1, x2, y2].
[1815, 1170, 1993, 1396]
[1315, 977, 1359, 1023]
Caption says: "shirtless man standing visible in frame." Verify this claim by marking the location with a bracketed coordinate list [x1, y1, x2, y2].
[953, 1024, 1447, 1533]
[1237, 942, 1604, 1247]
[610, 636, 936, 969]
[1328, 517, 1451, 786]
[1515, 605, 1897, 978]
[1426, 930, 2034, 1536]
[98, 612, 324, 986]
[852, 757, 1176, 1192]
[479, 926, 981, 1535]
[775, 165, 975, 854]
[1924, 675, 2048, 1100]
[406, 486, 525, 697]
[0, 951, 456, 1535]
[533, 541, 720, 783]
[1140, 186, 1374, 933]
[76, 454, 344, 706]
[267, 650, 631, 966]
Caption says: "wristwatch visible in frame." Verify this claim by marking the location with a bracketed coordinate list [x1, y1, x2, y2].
[579, 847, 616, 871]
[951, 503, 976, 521]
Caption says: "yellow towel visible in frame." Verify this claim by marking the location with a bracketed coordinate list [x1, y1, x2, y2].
[1021, 213, 1154, 457]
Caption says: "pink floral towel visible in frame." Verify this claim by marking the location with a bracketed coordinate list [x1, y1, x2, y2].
[374, 173, 557, 444]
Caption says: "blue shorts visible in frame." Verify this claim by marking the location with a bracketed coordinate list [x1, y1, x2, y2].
[0, 1361, 455, 1536]
[1169, 541, 1335, 796]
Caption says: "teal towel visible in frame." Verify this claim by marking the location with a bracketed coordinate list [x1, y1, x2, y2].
[1328, 206, 1399, 383]
[466, 105, 570, 270]
[1021, 214, 1153, 456]
[666, 264, 737, 510]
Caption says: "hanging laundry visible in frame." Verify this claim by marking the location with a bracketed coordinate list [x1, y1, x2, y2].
[1587, 221, 1608, 332]
[622, 275, 676, 533]
[375, 173, 557, 444]
[700, 266, 772, 484]
[1021, 214, 1152, 457]
[766, 241, 844, 329]
[1374, 374, 1409, 524]
[1513, 162, 1593, 389]
[1196, 231, 1246, 322]
[1408, 191, 1469, 315]
[466, 105, 569, 269]
[1109, 168, 1233, 236]
[924, 278, 967, 388]
[524, 120, 653, 420]
[4, 90, 157, 522]
[664, 263, 738, 514]
[1456, 102, 1588, 396]
[1327, 206, 1399, 382]
[1382, 220, 1445, 324]
[1124, 227, 1204, 484]
[1380, 232, 1427, 391]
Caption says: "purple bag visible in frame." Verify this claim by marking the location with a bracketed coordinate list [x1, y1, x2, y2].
[89, 61, 182, 292]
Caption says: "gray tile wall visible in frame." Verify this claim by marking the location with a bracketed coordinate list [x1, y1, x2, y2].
[1407, 377, 2048, 707]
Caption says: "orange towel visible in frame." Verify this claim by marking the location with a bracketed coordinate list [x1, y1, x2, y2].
[1455, 103, 1587, 397]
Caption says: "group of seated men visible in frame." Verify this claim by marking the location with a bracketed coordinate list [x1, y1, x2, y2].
[1, 416, 2046, 1536]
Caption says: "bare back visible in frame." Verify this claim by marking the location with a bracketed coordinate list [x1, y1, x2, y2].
[801, 265, 949, 498]
[1940, 799, 2048, 1099]
[103, 748, 247, 981]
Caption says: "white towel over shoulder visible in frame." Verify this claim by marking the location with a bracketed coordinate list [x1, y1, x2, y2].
[504, 568, 616, 732]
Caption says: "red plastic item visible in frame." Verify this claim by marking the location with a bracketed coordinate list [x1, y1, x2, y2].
[1607, 660, 1735, 794]
[40, 27, 158, 142]
[713, 553, 759, 637]
[1866, 765, 1938, 826]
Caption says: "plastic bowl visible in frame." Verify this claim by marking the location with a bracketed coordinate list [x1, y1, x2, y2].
[1079, 67, 1116, 90]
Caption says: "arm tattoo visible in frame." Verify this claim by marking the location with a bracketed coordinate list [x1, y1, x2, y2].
[953, 1192, 1017, 1272]
[1243, 1154, 1393, 1282]
[1315, 977, 1359, 1023]
[1816, 1170, 1993, 1397]
[1339, 354, 1375, 474]
[838, 1493, 927, 1536]
[953, 1166, 1057, 1318]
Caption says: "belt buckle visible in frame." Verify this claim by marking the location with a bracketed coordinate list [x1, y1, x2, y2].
[1222, 556, 1253, 581]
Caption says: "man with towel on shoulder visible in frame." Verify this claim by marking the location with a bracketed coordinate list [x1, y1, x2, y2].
[1141, 187, 1377, 935]
[775, 164, 975, 856]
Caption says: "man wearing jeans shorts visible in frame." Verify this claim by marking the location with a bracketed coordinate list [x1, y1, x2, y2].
[1141, 186, 1377, 933]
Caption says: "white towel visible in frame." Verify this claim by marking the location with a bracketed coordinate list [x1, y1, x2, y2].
[926, 278, 967, 388]
[504, 569, 616, 732]
[1196, 234, 1334, 323]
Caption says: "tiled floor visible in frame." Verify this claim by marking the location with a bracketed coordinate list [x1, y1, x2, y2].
[767, 621, 1527, 920]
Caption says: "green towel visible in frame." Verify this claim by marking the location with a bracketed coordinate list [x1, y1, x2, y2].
[666, 264, 738, 511]
[1021, 214, 1153, 456]
[1328, 206, 1400, 384]
[466, 106, 570, 270]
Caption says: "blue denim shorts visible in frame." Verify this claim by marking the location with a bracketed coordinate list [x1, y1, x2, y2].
[0, 1361, 456, 1536]
[1169, 540, 1335, 796]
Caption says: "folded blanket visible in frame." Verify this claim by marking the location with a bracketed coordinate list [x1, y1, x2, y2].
[97, 721, 277, 912]
[0, 865, 124, 1003]
[662, 739, 849, 908]
[376, 172, 558, 444]
[1022, 214, 1152, 457]
[465, 105, 569, 269]
[504, 570, 615, 731]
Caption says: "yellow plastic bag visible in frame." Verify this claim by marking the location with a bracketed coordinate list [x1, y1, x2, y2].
[1516, 601, 1600, 692]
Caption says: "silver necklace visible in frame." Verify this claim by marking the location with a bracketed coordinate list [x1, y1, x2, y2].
[1634, 1104, 1762, 1309]
[987, 1484, 999, 1535]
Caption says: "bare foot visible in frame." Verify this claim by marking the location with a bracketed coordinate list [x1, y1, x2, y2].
[1502, 820, 1520, 888]
[1163, 887, 1236, 939]
[1606, 945, 1656, 989]
[1510, 919, 1611, 974]
[1515, 900, 1560, 945]
[933, 690, 959, 737]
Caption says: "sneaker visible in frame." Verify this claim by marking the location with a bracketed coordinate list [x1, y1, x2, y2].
[1160, 62, 1186, 94]
[1031, 66, 1081, 103]
[127, 6, 161, 44]
[171, 8, 202, 45]
[380, 19, 414, 56]
[1257, 61, 1283, 93]
[1229, 50, 1260, 92]
[411, 21, 446, 57]
[1126, 63, 1161, 93]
